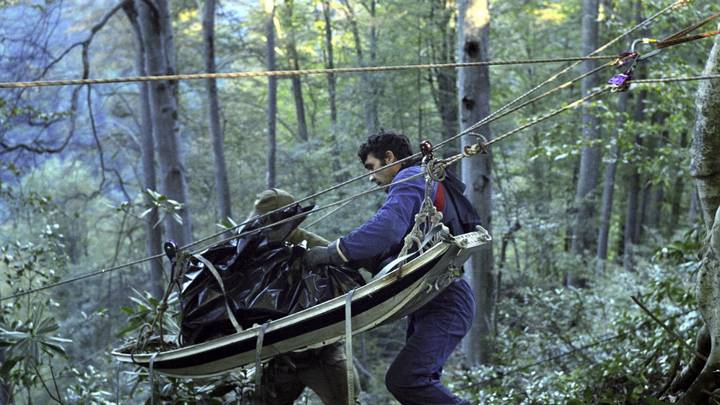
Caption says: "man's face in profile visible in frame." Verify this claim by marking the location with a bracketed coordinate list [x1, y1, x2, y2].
[364, 151, 399, 186]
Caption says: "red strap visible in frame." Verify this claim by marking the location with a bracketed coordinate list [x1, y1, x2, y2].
[434, 183, 446, 212]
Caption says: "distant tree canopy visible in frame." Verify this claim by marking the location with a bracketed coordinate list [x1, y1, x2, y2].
[0, 0, 718, 403]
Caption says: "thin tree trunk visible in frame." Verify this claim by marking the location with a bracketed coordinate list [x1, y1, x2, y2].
[124, 2, 164, 298]
[669, 131, 689, 234]
[341, 0, 378, 134]
[458, 0, 494, 366]
[266, 1, 277, 189]
[597, 92, 628, 265]
[322, 0, 342, 179]
[283, 0, 309, 142]
[135, 0, 192, 247]
[623, 90, 646, 271]
[429, 0, 458, 149]
[203, 0, 232, 222]
[571, 0, 601, 258]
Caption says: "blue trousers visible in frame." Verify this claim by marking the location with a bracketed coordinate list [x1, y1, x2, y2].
[385, 279, 475, 405]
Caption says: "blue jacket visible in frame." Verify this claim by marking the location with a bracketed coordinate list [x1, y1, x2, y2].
[338, 165, 470, 274]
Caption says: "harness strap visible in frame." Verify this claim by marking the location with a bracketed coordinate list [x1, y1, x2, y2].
[149, 352, 158, 405]
[434, 182, 446, 212]
[254, 322, 270, 404]
[193, 254, 243, 334]
[345, 290, 356, 405]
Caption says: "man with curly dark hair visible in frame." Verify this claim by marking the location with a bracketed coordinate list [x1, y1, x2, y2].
[304, 130, 478, 405]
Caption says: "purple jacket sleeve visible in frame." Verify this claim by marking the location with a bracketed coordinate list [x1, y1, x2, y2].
[338, 167, 426, 262]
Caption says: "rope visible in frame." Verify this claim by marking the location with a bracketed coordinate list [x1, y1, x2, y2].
[4, 71, 718, 302]
[154, 0, 693, 254]
[193, 254, 243, 333]
[0, 56, 619, 89]
[304, 198, 355, 229]
[431, 0, 689, 154]
[0, 1, 701, 301]
[0, 172, 424, 303]
[486, 86, 611, 147]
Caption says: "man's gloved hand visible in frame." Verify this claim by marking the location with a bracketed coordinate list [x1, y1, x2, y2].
[303, 240, 346, 269]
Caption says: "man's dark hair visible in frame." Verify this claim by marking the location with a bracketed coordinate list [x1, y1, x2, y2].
[357, 131, 414, 166]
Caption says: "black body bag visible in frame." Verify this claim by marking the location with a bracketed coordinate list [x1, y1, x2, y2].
[177, 204, 365, 345]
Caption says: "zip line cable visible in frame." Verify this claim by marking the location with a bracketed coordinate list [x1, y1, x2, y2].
[154, 0, 719, 251]
[431, 0, 691, 154]
[5, 0, 698, 254]
[0, 172, 425, 302]
[0, 0, 712, 302]
[0, 56, 619, 89]
[4, 72, 720, 302]
[182, 61, 616, 253]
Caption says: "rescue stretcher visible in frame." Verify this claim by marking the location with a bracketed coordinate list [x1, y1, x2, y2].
[111, 226, 491, 378]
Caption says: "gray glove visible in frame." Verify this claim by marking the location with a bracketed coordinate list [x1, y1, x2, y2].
[303, 240, 346, 268]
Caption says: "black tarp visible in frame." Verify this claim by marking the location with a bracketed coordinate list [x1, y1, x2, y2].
[178, 204, 365, 345]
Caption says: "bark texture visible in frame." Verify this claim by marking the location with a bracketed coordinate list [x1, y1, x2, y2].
[266, 1, 277, 189]
[341, 0, 379, 135]
[430, 0, 458, 149]
[283, 0, 309, 142]
[623, 89, 646, 271]
[597, 92, 628, 264]
[124, 2, 164, 298]
[322, 0, 342, 179]
[457, 0, 494, 366]
[203, 0, 232, 222]
[571, 0, 601, 258]
[677, 34, 720, 405]
[135, 0, 193, 247]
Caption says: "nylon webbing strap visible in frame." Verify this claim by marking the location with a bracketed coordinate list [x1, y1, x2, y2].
[193, 254, 243, 333]
[345, 290, 356, 405]
[148, 352, 158, 405]
[254, 322, 269, 404]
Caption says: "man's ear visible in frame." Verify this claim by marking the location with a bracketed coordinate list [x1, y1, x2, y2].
[384, 150, 396, 164]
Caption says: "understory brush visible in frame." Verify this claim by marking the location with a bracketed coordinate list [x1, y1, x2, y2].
[454, 235, 700, 404]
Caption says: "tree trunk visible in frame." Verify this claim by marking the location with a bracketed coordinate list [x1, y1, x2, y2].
[676, 33, 720, 405]
[597, 92, 628, 265]
[135, 0, 193, 247]
[341, 0, 379, 135]
[283, 0, 309, 142]
[669, 131, 688, 235]
[689, 184, 700, 226]
[623, 89, 646, 271]
[203, 0, 232, 222]
[571, 0, 601, 258]
[457, 0, 494, 366]
[429, 0, 458, 149]
[124, 2, 164, 298]
[266, 1, 277, 189]
[322, 0, 342, 179]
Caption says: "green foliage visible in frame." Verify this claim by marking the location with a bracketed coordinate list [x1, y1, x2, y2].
[458, 232, 700, 404]
[1, 0, 716, 402]
[141, 189, 185, 227]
